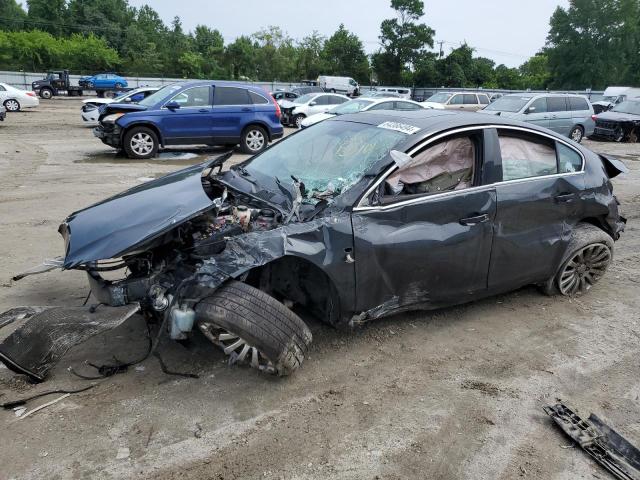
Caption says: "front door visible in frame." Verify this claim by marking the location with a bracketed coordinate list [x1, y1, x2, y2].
[488, 128, 586, 291]
[160, 85, 213, 144]
[523, 97, 550, 129]
[352, 128, 497, 315]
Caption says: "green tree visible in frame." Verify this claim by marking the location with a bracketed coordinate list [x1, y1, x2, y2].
[546, 0, 629, 89]
[494, 64, 522, 89]
[0, 0, 27, 31]
[372, 0, 435, 85]
[295, 31, 326, 80]
[66, 0, 135, 51]
[519, 53, 550, 89]
[26, 0, 66, 36]
[321, 24, 370, 83]
[225, 35, 256, 80]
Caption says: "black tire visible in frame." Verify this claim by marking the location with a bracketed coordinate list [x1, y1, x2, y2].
[123, 126, 159, 159]
[294, 114, 305, 128]
[240, 125, 268, 154]
[541, 223, 614, 296]
[569, 125, 584, 143]
[40, 88, 53, 99]
[195, 281, 312, 376]
[87, 81, 94, 88]
[331, 89, 336, 93]
[4, 99, 20, 112]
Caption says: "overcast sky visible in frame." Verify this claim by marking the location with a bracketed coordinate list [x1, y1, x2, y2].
[127, 0, 569, 67]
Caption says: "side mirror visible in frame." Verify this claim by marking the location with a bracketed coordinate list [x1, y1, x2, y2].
[124, 97, 132, 103]
[165, 101, 180, 110]
[525, 106, 536, 114]
[309, 101, 317, 106]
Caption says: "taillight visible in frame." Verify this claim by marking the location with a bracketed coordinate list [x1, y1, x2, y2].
[272, 95, 281, 118]
[591, 115, 597, 121]
[26, 92, 36, 97]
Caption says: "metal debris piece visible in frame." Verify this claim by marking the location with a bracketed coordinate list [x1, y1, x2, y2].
[20, 393, 70, 420]
[0, 303, 140, 382]
[544, 403, 640, 480]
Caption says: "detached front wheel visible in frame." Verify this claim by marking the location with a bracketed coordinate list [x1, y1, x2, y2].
[196, 281, 312, 376]
[123, 126, 159, 159]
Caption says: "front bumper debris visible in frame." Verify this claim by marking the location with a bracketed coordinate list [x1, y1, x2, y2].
[0, 303, 140, 382]
[544, 403, 640, 480]
[93, 124, 121, 147]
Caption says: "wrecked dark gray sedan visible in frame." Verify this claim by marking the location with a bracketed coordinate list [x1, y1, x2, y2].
[0, 110, 627, 382]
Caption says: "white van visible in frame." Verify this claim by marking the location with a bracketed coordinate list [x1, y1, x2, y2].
[376, 87, 412, 99]
[317, 76, 359, 96]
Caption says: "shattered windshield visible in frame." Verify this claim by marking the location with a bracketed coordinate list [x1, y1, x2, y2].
[612, 101, 640, 115]
[483, 96, 531, 112]
[244, 120, 407, 201]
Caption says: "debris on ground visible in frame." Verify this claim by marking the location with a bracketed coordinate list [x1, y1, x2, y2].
[544, 402, 640, 480]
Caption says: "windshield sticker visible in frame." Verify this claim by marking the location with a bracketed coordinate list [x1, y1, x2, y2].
[377, 121, 420, 135]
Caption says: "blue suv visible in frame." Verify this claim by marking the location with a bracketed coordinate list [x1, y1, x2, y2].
[94, 81, 284, 158]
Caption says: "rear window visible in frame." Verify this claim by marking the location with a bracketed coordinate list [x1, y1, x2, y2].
[547, 97, 568, 112]
[249, 91, 269, 104]
[569, 97, 589, 111]
[214, 87, 250, 105]
[463, 94, 478, 104]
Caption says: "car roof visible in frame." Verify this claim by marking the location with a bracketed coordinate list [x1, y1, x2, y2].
[177, 80, 268, 94]
[330, 109, 574, 144]
[503, 92, 587, 99]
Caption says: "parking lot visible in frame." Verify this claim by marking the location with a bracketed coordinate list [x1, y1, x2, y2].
[1, 98, 639, 480]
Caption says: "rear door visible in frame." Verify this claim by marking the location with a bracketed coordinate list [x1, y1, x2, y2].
[160, 85, 213, 144]
[212, 86, 254, 142]
[547, 97, 572, 136]
[352, 128, 497, 313]
[463, 94, 480, 111]
[488, 127, 586, 291]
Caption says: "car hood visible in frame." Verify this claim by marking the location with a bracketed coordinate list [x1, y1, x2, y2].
[421, 102, 445, 110]
[592, 100, 613, 107]
[61, 160, 216, 268]
[82, 98, 112, 105]
[280, 100, 303, 109]
[103, 103, 148, 115]
[478, 110, 520, 118]
[595, 110, 640, 122]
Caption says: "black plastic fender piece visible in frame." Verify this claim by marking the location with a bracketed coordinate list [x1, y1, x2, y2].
[0, 303, 140, 382]
[544, 403, 640, 480]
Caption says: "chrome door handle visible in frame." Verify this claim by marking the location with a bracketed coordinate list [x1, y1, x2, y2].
[459, 214, 489, 226]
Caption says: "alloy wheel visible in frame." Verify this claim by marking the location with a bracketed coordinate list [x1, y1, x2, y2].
[130, 132, 155, 156]
[246, 129, 265, 152]
[199, 323, 276, 373]
[295, 115, 304, 128]
[571, 127, 583, 143]
[5, 100, 19, 112]
[558, 243, 611, 295]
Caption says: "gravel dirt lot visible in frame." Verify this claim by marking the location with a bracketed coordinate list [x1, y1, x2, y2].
[0, 98, 639, 480]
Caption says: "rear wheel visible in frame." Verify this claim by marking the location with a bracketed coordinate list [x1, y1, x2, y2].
[123, 126, 159, 159]
[570, 125, 584, 143]
[40, 88, 53, 99]
[196, 281, 312, 376]
[542, 223, 614, 296]
[240, 125, 267, 154]
[115, 82, 123, 89]
[4, 99, 20, 112]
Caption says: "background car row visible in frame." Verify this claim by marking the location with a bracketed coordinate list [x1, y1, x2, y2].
[0, 82, 39, 112]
